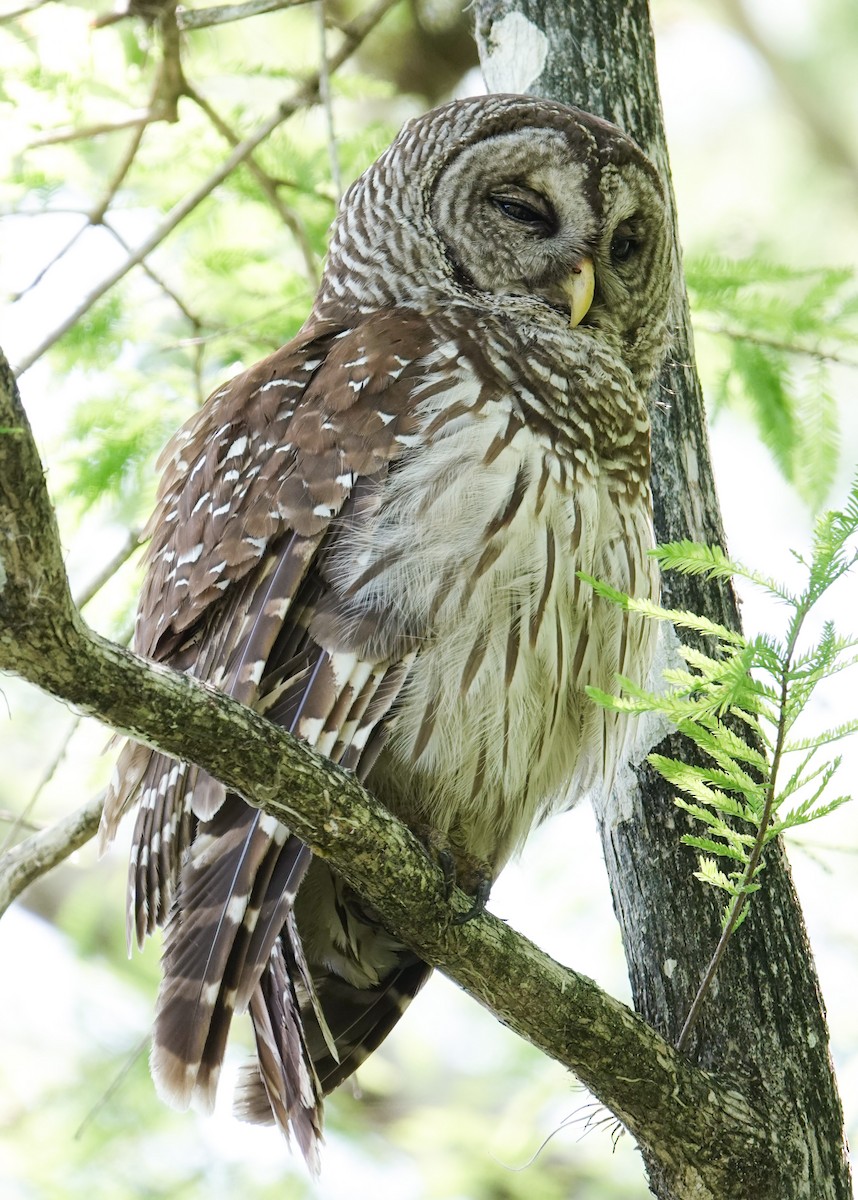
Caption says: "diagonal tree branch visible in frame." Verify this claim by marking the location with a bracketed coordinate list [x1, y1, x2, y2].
[177, 0, 314, 30]
[0, 342, 785, 1200]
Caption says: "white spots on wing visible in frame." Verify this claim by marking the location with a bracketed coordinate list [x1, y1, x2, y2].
[348, 724, 372, 752]
[224, 469, 240, 483]
[243, 659, 266, 685]
[297, 716, 324, 744]
[200, 980, 223, 1009]
[312, 504, 337, 518]
[328, 651, 358, 690]
[335, 472, 356, 488]
[178, 544, 203, 566]
[377, 412, 395, 426]
[191, 492, 211, 515]
[254, 378, 293, 394]
[264, 595, 291, 620]
[259, 813, 281, 837]
[211, 502, 231, 519]
[225, 436, 248, 460]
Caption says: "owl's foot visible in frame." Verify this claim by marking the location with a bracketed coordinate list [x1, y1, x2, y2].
[450, 872, 492, 925]
[413, 824, 492, 923]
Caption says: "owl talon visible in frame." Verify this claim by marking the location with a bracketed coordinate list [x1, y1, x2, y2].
[411, 823, 490, 910]
[452, 875, 492, 925]
[437, 848, 457, 899]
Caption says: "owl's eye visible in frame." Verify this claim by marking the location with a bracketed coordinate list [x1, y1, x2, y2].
[610, 233, 639, 263]
[489, 188, 556, 233]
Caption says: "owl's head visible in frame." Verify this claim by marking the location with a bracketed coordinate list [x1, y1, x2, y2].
[316, 95, 675, 390]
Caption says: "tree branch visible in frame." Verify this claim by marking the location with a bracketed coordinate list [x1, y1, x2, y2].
[177, 0, 314, 30]
[0, 344, 782, 1199]
[0, 793, 103, 919]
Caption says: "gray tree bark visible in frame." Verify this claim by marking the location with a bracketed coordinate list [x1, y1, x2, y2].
[473, 1, 851, 1197]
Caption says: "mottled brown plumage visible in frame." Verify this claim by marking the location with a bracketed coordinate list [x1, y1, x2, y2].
[99, 94, 674, 1166]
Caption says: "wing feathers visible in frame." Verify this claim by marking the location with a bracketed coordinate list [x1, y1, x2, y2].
[112, 310, 443, 1158]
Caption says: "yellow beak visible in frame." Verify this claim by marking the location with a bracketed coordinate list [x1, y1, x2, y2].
[564, 256, 595, 327]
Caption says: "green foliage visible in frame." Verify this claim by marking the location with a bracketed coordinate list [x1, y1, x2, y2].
[686, 254, 858, 510]
[583, 476, 858, 937]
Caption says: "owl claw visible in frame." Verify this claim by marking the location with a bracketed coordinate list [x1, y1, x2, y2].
[451, 875, 492, 925]
[436, 847, 457, 899]
[411, 824, 492, 917]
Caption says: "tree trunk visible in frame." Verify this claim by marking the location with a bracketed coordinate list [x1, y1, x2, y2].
[473, 1, 851, 1197]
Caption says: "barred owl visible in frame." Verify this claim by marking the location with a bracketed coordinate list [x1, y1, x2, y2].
[100, 94, 673, 1165]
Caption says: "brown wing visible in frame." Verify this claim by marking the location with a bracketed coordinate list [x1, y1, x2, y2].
[98, 309, 439, 1156]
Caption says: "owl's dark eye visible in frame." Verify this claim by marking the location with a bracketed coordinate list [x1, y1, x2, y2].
[611, 233, 639, 263]
[490, 188, 556, 233]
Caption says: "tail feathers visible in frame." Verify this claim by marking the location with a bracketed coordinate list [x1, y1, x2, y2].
[98, 738, 148, 855]
[310, 956, 432, 1095]
[101, 738, 229, 950]
[151, 799, 310, 1115]
[233, 942, 430, 1165]
[234, 923, 325, 1172]
[128, 758, 199, 949]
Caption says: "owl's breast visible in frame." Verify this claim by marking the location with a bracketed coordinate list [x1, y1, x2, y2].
[334, 390, 657, 869]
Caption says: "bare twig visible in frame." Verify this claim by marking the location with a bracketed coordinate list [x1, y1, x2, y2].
[177, 0, 313, 30]
[74, 528, 144, 611]
[0, 717, 84, 853]
[0, 809, 44, 832]
[0, 792, 104, 918]
[695, 318, 858, 369]
[14, 75, 161, 302]
[317, 0, 342, 200]
[10, 222, 88, 302]
[26, 109, 169, 149]
[103, 221, 204, 328]
[12, 0, 399, 376]
[184, 83, 320, 285]
[89, 107, 153, 226]
[0, 0, 51, 22]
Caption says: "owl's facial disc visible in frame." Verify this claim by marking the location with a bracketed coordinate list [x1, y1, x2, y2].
[431, 131, 607, 326]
